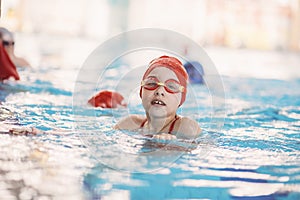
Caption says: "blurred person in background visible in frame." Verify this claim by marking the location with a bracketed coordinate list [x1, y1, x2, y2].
[0, 29, 20, 82]
[183, 61, 205, 84]
[0, 27, 31, 68]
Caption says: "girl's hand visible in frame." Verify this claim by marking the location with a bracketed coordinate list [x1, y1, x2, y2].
[152, 133, 176, 140]
[9, 127, 40, 135]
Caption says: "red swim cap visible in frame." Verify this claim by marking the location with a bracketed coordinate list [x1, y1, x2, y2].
[88, 90, 127, 108]
[140, 55, 188, 106]
[0, 43, 20, 81]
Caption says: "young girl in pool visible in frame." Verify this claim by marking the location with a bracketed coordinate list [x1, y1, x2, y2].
[114, 55, 201, 140]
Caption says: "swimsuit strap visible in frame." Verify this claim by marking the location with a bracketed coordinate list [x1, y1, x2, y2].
[140, 118, 147, 128]
[168, 115, 180, 134]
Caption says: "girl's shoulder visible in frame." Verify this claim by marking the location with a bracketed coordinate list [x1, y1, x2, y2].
[175, 116, 201, 139]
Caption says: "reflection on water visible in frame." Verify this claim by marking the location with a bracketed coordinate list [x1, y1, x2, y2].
[0, 56, 300, 199]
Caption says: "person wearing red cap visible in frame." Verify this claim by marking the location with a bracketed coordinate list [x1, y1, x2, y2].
[88, 90, 127, 108]
[0, 27, 31, 68]
[0, 30, 20, 82]
[115, 55, 201, 140]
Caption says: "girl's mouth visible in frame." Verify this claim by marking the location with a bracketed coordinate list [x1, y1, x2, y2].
[151, 99, 166, 106]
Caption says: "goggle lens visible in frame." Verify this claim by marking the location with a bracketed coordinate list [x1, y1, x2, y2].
[2, 41, 15, 46]
[141, 78, 184, 93]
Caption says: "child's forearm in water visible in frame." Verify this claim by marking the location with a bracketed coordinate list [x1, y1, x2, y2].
[0, 124, 70, 136]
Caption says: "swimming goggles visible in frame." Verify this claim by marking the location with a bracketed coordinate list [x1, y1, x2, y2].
[141, 77, 184, 93]
[2, 40, 15, 46]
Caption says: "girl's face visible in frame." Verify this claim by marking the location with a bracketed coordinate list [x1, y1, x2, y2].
[141, 67, 182, 118]
[2, 34, 14, 54]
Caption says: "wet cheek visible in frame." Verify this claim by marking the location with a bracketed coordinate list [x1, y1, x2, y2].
[172, 94, 182, 105]
[142, 89, 153, 98]
[141, 91, 152, 105]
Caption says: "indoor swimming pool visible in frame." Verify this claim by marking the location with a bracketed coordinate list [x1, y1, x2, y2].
[0, 50, 300, 200]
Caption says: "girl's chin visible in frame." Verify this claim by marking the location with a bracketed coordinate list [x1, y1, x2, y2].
[148, 106, 167, 118]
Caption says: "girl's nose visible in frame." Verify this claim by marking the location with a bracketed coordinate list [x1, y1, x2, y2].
[155, 86, 165, 96]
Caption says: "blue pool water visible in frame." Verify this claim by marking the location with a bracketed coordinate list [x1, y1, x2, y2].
[1, 60, 300, 199]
